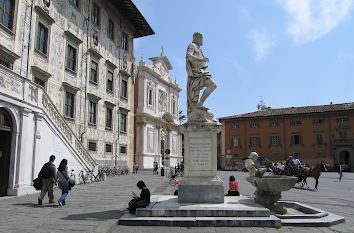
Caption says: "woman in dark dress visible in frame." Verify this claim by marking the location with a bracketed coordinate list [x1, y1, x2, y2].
[128, 180, 150, 214]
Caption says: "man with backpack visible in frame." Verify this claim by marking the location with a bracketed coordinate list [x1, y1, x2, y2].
[38, 155, 57, 205]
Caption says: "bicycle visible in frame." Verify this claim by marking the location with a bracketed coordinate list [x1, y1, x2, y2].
[169, 175, 179, 186]
[79, 170, 90, 184]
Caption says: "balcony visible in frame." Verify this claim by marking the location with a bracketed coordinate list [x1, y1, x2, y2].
[333, 139, 354, 146]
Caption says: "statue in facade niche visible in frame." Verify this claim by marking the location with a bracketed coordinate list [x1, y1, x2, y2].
[186, 32, 217, 124]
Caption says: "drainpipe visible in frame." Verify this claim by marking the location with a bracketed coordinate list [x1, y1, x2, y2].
[22, 0, 34, 102]
[25, 0, 34, 80]
[81, 0, 91, 146]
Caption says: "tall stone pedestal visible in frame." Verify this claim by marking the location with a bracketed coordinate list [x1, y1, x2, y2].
[178, 123, 224, 203]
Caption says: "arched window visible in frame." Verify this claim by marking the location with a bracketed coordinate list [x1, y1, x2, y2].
[0, 109, 12, 132]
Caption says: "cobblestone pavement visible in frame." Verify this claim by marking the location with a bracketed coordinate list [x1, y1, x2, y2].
[0, 170, 353, 233]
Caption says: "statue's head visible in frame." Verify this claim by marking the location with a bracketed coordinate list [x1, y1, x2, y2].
[249, 152, 258, 161]
[193, 32, 203, 46]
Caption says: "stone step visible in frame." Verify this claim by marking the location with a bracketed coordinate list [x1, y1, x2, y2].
[119, 214, 281, 228]
[136, 195, 270, 217]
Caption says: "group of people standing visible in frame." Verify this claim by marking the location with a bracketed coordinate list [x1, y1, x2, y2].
[37, 155, 72, 207]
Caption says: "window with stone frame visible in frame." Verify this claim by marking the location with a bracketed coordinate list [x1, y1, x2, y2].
[120, 145, 127, 154]
[146, 81, 154, 108]
[90, 60, 98, 84]
[147, 88, 153, 106]
[250, 121, 258, 128]
[270, 134, 280, 146]
[34, 77, 45, 88]
[108, 18, 114, 40]
[337, 116, 349, 123]
[105, 143, 112, 153]
[105, 107, 112, 129]
[66, 44, 77, 72]
[231, 123, 240, 129]
[314, 132, 324, 145]
[121, 32, 128, 50]
[0, 0, 14, 30]
[64, 91, 75, 119]
[106, 70, 113, 92]
[36, 22, 48, 55]
[232, 135, 240, 148]
[0, 57, 12, 69]
[120, 111, 127, 133]
[272, 152, 280, 158]
[291, 133, 302, 146]
[313, 118, 324, 125]
[88, 141, 97, 151]
[290, 119, 302, 126]
[89, 101, 97, 125]
[121, 79, 128, 98]
[233, 153, 240, 158]
[270, 120, 279, 127]
[91, 3, 100, 26]
[338, 130, 349, 140]
[250, 135, 260, 147]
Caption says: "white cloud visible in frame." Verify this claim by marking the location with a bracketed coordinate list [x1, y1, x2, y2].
[250, 29, 275, 61]
[279, 0, 353, 44]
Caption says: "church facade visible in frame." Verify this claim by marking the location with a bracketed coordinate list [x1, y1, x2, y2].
[134, 53, 182, 169]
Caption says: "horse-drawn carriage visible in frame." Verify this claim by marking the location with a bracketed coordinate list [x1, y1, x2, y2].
[281, 162, 326, 189]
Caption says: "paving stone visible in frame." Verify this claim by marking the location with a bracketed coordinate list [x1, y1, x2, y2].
[1, 171, 352, 233]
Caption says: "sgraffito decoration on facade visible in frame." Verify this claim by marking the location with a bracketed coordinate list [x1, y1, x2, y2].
[0, 74, 21, 96]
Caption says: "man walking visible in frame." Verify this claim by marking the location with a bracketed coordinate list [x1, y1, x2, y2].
[38, 155, 56, 205]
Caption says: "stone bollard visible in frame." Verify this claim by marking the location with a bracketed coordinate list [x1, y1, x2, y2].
[102, 172, 106, 181]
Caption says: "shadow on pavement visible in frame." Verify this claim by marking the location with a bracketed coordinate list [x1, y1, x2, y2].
[62, 210, 125, 221]
[293, 186, 318, 192]
[13, 202, 59, 208]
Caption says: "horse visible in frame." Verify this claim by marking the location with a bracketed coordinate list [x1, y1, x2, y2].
[284, 162, 326, 189]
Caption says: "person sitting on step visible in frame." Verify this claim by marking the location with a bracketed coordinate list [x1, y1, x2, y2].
[225, 175, 240, 196]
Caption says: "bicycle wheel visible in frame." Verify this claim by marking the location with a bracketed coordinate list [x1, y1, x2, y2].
[169, 179, 176, 186]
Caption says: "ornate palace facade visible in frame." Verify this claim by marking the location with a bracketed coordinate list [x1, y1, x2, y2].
[0, 0, 153, 196]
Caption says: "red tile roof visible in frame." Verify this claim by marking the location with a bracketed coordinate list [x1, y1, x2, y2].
[219, 102, 354, 121]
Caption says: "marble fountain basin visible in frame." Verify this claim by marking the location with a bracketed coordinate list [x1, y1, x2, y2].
[247, 175, 298, 192]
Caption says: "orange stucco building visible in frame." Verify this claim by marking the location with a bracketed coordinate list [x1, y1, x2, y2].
[218, 102, 354, 171]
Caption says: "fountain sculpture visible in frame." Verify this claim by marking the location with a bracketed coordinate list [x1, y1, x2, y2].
[246, 152, 297, 214]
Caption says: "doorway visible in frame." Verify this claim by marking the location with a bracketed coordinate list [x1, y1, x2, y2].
[339, 150, 350, 165]
[0, 109, 12, 196]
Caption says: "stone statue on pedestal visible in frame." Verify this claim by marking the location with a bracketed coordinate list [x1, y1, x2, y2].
[186, 32, 217, 124]
[178, 32, 223, 203]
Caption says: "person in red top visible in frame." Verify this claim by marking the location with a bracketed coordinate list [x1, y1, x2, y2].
[226, 176, 240, 196]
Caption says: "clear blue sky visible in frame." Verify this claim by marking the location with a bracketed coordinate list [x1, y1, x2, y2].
[132, 0, 354, 119]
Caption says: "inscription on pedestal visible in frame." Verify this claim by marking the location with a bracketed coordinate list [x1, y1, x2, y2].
[189, 137, 212, 171]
